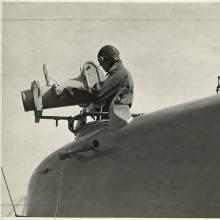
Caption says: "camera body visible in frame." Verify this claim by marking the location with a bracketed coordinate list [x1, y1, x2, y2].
[21, 61, 104, 122]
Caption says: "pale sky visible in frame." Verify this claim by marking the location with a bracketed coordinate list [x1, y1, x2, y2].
[1, 2, 220, 217]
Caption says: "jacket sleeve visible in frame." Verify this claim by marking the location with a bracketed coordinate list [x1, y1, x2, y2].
[90, 71, 127, 103]
[64, 72, 127, 104]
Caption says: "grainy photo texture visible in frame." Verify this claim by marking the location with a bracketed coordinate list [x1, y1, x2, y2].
[1, 2, 220, 217]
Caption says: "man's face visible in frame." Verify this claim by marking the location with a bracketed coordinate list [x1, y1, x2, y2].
[98, 56, 111, 72]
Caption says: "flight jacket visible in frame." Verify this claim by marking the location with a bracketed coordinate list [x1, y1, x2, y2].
[64, 60, 134, 112]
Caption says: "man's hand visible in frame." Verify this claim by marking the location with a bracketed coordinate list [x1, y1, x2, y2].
[52, 83, 64, 96]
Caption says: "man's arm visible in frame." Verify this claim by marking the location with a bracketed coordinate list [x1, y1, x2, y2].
[90, 72, 126, 103]
[55, 71, 126, 105]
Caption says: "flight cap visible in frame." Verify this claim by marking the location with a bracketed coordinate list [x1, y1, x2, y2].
[98, 45, 119, 58]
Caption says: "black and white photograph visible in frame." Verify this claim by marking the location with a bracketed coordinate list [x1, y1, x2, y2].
[1, 1, 220, 218]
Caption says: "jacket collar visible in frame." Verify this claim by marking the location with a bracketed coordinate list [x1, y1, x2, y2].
[105, 60, 123, 77]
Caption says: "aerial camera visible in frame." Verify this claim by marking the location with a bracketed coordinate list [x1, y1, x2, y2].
[21, 61, 105, 124]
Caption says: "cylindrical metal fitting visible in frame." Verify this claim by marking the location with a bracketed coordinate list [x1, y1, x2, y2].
[21, 89, 35, 112]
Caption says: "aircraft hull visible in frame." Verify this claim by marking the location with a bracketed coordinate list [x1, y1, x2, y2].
[26, 95, 220, 217]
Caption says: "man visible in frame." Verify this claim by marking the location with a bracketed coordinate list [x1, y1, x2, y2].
[54, 45, 134, 112]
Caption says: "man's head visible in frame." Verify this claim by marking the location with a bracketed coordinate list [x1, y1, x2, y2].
[97, 45, 120, 72]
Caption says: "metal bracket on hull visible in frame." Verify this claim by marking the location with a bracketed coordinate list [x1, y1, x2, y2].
[109, 105, 133, 130]
[58, 139, 100, 160]
[59, 151, 83, 160]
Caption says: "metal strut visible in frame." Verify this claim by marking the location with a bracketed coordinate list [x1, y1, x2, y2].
[217, 76, 220, 94]
[37, 111, 142, 134]
[1, 166, 23, 217]
[37, 112, 109, 132]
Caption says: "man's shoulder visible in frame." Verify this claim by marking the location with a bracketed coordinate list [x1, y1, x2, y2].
[108, 60, 131, 78]
[110, 67, 128, 79]
[119, 65, 132, 79]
